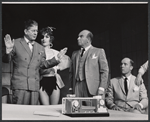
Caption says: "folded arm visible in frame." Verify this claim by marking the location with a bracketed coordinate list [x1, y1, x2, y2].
[40, 68, 55, 75]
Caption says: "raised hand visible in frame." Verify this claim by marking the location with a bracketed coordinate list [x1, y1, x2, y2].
[57, 55, 71, 71]
[57, 47, 68, 61]
[4, 34, 14, 49]
[135, 74, 143, 86]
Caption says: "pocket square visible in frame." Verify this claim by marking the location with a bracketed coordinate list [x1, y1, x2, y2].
[92, 54, 97, 59]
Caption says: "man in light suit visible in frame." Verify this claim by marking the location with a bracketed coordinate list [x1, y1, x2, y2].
[69, 30, 109, 98]
[106, 58, 148, 114]
[2, 19, 67, 105]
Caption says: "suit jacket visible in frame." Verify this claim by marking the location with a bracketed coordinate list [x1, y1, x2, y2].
[106, 75, 148, 109]
[69, 46, 109, 95]
[2, 37, 59, 91]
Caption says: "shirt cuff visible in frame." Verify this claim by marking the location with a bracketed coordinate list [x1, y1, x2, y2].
[99, 87, 105, 91]
[110, 104, 116, 109]
[55, 55, 58, 61]
[138, 103, 143, 109]
[54, 66, 59, 71]
[6, 47, 13, 54]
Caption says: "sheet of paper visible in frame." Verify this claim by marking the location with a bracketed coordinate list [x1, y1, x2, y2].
[33, 110, 61, 117]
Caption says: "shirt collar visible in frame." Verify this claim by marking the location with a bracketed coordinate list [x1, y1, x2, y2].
[122, 74, 131, 81]
[82, 44, 91, 52]
[24, 36, 34, 45]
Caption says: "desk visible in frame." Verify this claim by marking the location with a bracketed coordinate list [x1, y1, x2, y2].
[2, 103, 148, 120]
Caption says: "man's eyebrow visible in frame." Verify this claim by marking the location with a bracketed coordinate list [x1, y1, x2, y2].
[79, 35, 83, 37]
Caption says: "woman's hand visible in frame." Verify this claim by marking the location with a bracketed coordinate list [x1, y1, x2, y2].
[57, 47, 68, 61]
[57, 55, 71, 71]
[135, 74, 143, 86]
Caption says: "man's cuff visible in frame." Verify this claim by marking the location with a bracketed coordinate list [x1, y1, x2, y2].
[54, 56, 60, 64]
[55, 55, 58, 61]
[54, 66, 60, 71]
[6, 47, 13, 54]
[99, 87, 105, 91]
[138, 103, 143, 109]
[110, 104, 116, 109]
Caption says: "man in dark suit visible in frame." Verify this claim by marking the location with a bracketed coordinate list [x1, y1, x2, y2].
[2, 19, 67, 105]
[69, 30, 109, 98]
[106, 58, 148, 114]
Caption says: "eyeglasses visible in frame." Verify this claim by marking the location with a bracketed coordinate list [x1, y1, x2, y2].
[28, 29, 38, 33]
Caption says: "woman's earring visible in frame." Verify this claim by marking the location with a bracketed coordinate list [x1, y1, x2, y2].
[50, 43, 53, 48]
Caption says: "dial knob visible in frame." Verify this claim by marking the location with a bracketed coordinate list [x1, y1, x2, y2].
[72, 100, 79, 107]
[99, 99, 105, 105]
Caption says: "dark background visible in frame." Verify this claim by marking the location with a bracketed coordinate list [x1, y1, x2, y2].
[2, 4, 148, 56]
[2, 3, 148, 103]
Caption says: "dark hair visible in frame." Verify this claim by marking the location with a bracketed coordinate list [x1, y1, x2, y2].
[87, 31, 93, 42]
[24, 19, 38, 30]
[40, 26, 55, 42]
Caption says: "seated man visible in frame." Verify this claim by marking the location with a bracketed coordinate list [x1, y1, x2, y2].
[106, 58, 148, 114]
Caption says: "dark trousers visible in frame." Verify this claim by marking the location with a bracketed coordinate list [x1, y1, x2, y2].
[75, 80, 93, 106]
[75, 79, 92, 97]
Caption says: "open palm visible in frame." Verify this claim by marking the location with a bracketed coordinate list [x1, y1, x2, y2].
[4, 34, 14, 48]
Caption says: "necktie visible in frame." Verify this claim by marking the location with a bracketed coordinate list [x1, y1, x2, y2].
[124, 77, 128, 95]
[80, 48, 85, 57]
[27, 42, 33, 52]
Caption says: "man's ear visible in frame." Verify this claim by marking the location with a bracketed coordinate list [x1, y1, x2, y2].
[24, 29, 27, 35]
[130, 66, 133, 71]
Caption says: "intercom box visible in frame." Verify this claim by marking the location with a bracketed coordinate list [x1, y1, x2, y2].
[62, 97, 109, 117]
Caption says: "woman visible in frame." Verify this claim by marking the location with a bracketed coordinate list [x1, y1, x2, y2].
[39, 26, 70, 105]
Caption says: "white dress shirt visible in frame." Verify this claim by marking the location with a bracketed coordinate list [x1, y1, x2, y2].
[24, 36, 34, 52]
[122, 75, 131, 89]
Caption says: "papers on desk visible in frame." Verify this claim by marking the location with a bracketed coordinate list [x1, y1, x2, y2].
[33, 110, 61, 117]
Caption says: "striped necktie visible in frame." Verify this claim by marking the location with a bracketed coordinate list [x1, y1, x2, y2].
[27, 42, 34, 52]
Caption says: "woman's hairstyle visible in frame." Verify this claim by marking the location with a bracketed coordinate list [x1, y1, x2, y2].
[40, 26, 56, 42]
[24, 19, 38, 30]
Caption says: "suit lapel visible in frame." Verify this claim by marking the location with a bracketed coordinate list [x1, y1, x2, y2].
[118, 77, 126, 95]
[86, 46, 93, 61]
[75, 50, 80, 78]
[20, 38, 32, 58]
